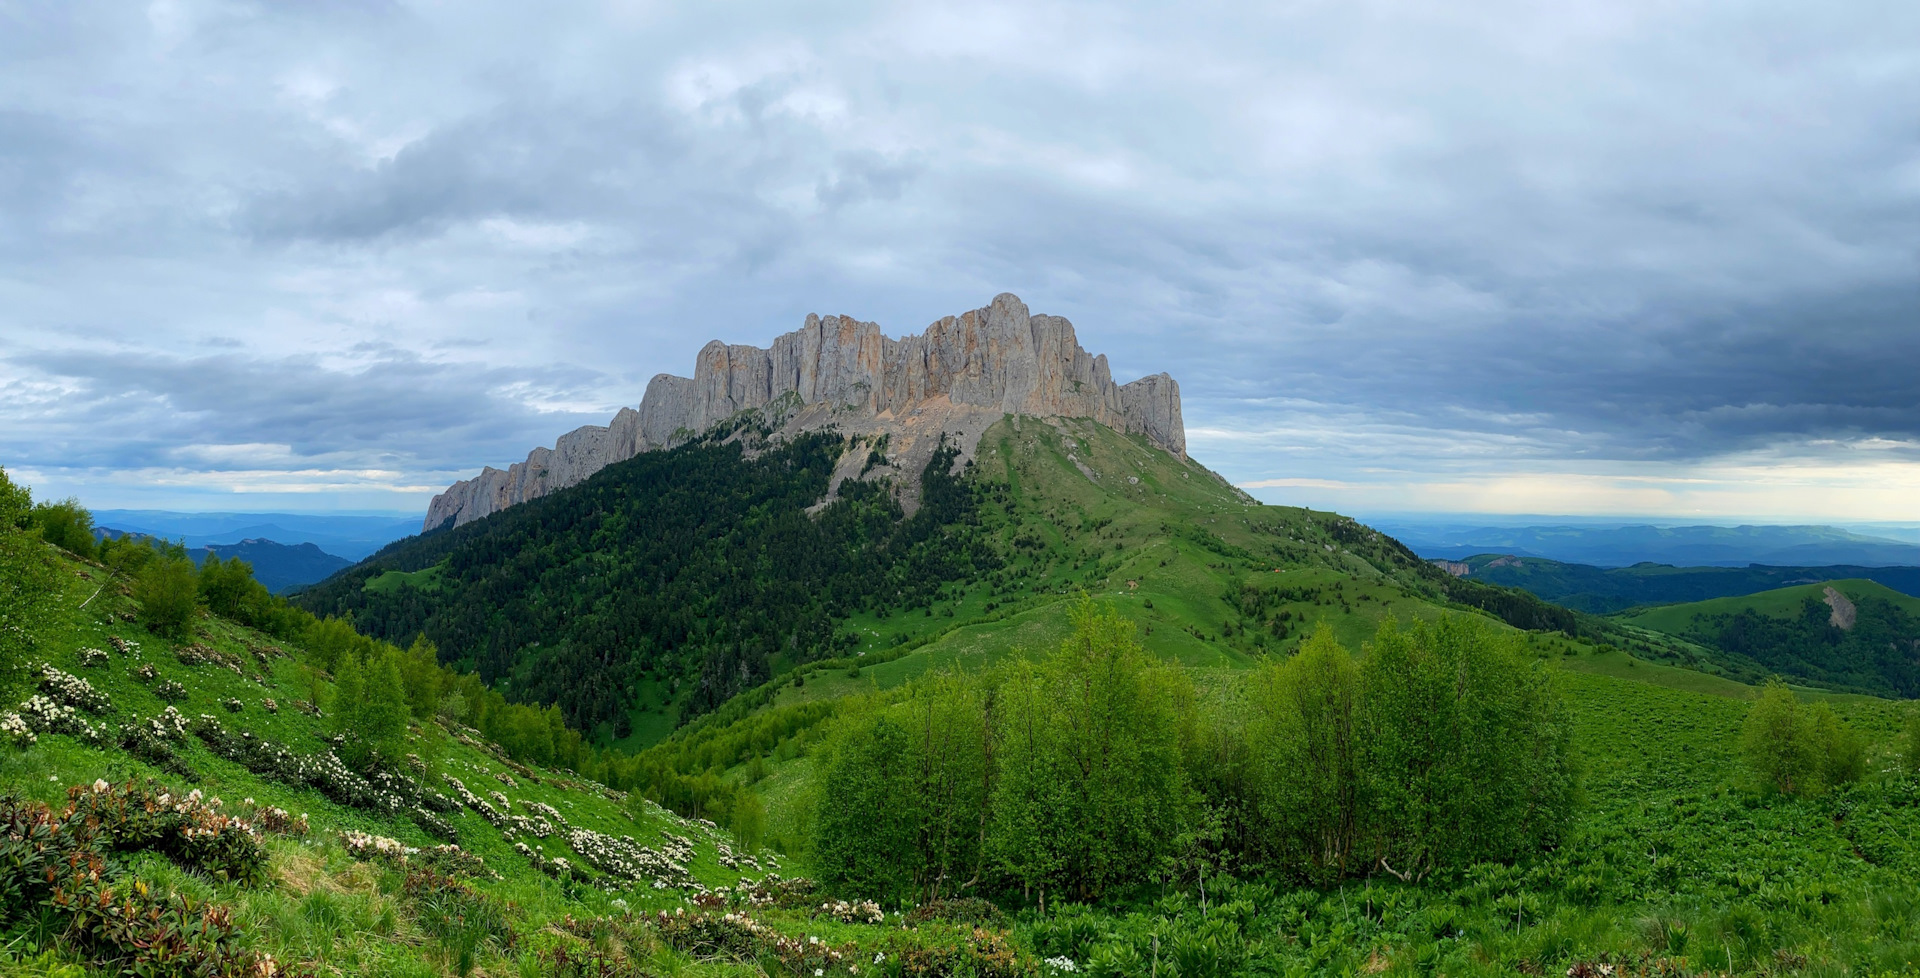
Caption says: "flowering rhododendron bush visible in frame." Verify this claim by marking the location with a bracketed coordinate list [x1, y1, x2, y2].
[0, 781, 279, 974]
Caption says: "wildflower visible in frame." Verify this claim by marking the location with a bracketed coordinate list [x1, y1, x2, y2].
[93, 778, 109, 793]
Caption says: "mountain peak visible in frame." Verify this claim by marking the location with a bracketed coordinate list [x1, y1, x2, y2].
[426, 295, 1184, 529]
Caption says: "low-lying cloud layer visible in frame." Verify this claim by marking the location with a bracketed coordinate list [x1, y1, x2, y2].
[2, 1, 1915, 516]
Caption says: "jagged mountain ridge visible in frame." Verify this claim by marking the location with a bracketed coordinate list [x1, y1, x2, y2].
[425, 293, 1185, 529]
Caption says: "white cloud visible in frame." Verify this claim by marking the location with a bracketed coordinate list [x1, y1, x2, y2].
[1, 0, 1916, 518]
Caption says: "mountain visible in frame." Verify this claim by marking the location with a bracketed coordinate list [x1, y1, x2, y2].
[184, 538, 353, 593]
[16, 468, 1920, 975]
[1617, 579, 1920, 696]
[92, 510, 420, 560]
[1446, 553, 1920, 613]
[1372, 518, 1920, 567]
[425, 292, 1184, 529]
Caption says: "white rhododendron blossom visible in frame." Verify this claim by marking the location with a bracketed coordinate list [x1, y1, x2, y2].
[39, 664, 112, 713]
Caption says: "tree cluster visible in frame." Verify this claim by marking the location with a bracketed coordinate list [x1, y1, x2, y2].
[1739, 679, 1866, 796]
[1704, 597, 1920, 698]
[297, 430, 999, 738]
[809, 603, 1577, 907]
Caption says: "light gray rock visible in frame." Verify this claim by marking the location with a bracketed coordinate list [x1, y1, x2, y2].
[425, 293, 1187, 529]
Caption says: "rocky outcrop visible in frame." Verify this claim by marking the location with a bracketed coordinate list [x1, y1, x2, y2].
[425, 294, 1186, 530]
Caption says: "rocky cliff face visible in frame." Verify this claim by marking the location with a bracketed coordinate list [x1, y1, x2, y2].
[425, 293, 1186, 530]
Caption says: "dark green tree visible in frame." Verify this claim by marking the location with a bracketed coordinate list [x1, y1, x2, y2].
[1249, 623, 1360, 880]
[134, 555, 202, 640]
[989, 600, 1190, 904]
[1359, 615, 1575, 881]
[29, 497, 94, 559]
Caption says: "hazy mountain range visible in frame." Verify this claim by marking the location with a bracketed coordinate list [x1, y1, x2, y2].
[92, 510, 419, 561]
[1371, 519, 1920, 568]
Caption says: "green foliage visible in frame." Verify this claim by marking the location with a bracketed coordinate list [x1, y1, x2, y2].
[1628, 581, 1920, 696]
[814, 711, 922, 901]
[812, 601, 1191, 906]
[0, 467, 54, 704]
[1906, 709, 1920, 777]
[729, 789, 765, 853]
[328, 646, 411, 770]
[27, 498, 93, 559]
[991, 601, 1191, 904]
[133, 553, 202, 640]
[1740, 679, 1866, 796]
[1358, 615, 1577, 880]
[297, 430, 999, 735]
[1248, 623, 1360, 880]
[198, 552, 265, 621]
[0, 466, 29, 531]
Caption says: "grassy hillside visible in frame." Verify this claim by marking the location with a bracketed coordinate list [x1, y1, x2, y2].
[1620, 580, 1920, 696]
[1459, 554, 1920, 614]
[299, 411, 1582, 752]
[17, 453, 1920, 974]
[2, 539, 1089, 976]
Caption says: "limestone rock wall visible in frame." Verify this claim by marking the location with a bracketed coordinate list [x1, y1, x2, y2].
[424, 293, 1187, 530]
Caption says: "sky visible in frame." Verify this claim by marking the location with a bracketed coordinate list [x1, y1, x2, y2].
[2, 1, 1917, 521]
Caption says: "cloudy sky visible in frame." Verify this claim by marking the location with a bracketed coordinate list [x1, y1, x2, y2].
[2, 0, 1916, 520]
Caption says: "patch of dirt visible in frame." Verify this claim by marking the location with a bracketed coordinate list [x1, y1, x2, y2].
[1823, 585, 1857, 630]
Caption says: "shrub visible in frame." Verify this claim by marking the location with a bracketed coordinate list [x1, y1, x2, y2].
[1906, 710, 1920, 776]
[154, 679, 188, 702]
[0, 710, 33, 747]
[133, 555, 201, 640]
[28, 497, 94, 559]
[37, 664, 111, 713]
[905, 897, 1005, 927]
[1741, 679, 1865, 796]
[15, 695, 105, 744]
[1356, 615, 1575, 880]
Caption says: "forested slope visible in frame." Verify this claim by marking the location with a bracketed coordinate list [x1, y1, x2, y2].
[303, 411, 1617, 751]
[298, 427, 996, 739]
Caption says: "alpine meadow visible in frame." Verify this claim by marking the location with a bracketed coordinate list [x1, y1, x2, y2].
[6, 6, 1920, 976]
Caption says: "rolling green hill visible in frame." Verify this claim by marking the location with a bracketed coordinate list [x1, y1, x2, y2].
[1621, 579, 1920, 696]
[1455, 553, 1920, 613]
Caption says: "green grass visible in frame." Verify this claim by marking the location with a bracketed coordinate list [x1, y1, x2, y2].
[1623, 578, 1920, 636]
[362, 562, 446, 595]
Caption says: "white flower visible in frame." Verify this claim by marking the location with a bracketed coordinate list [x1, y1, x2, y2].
[92, 779, 108, 793]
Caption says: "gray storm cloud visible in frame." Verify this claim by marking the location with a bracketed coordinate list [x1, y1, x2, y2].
[0, 0, 1915, 512]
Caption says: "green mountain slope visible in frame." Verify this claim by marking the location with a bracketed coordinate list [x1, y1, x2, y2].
[1621, 579, 1920, 695]
[0, 540, 876, 975]
[296, 426, 1000, 741]
[300, 411, 1598, 751]
[1455, 553, 1920, 613]
[21, 452, 1920, 974]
